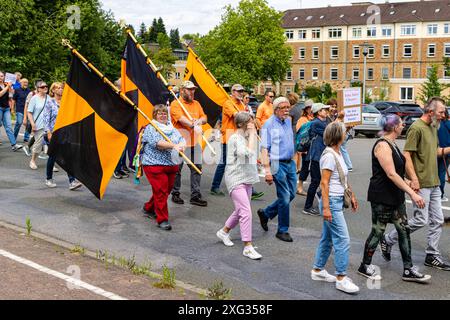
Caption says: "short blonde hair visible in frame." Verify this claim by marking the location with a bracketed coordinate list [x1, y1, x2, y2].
[152, 104, 168, 119]
[49, 82, 64, 97]
[323, 122, 346, 147]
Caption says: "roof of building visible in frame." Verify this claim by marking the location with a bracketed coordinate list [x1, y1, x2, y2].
[282, 0, 450, 29]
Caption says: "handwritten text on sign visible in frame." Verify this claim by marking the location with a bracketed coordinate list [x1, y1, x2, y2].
[344, 107, 361, 124]
[343, 88, 361, 107]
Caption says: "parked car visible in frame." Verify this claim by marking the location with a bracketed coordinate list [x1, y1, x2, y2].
[248, 96, 260, 114]
[354, 104, 383, 138]
[382, 103, 423, 135]
[370, 101, 401, 113]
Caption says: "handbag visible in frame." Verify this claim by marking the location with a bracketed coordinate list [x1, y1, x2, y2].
[26, 95, 47, 134]
[325, 148, 353, 208]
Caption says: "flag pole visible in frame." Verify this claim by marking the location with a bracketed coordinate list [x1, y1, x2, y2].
[125, 30, 217, 156]
[61, 39, 202, 175]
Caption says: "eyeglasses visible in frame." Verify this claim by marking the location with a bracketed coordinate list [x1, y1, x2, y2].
[268, 95, 274, 98]
[39, 86, 48, 89]
[234, 89, 244, 93]
[156, 112, 168, 115]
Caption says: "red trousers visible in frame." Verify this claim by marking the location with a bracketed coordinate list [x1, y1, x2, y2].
[143, 165, 179, 224]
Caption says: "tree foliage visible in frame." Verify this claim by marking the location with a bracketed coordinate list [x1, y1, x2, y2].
[138, 22, 147, 43]
[148, 33, 176, 79]
[419, 64, 444, 104]
[170, 29, 182, 49]
[196, 0, 292, 88]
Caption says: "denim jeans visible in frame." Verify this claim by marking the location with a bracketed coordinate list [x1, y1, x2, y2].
[261, 160, 297, 233]
[313, 196, 350, 275]
[437, 156, 449, 198]
[340, 138, 352, 170]
[47, 155, 75, 183]
[13, 112, 30, 141]
[211, 143, 227, 190]
[0, 107, 17, 146]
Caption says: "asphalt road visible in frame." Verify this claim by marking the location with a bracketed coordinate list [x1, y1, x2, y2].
[0, 131, 449, 300]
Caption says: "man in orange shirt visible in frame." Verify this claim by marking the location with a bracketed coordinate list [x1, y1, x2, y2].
[170, 80, 208, 207]
[255, 90, 274, 129]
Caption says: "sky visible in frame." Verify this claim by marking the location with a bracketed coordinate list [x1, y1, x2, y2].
[100, 0, 414, 35]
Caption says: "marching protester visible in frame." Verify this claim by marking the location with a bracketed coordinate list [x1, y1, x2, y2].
[44, 82, 82, 190]
[437, 108, 450, 202]
[311, 121, 359, 294]
[216, 112, 262, 260]
[0, 71, 23, 151]
[381, 97, 450, 271]
[295, 99, 314, 196]
[303, 103, 330, 216]
[12, 78, 31, 143]
[22, 79, 42, 156]
[328, 99, 353, 171]
[141, 104, 186, 231]
[27, 80, 50, 169]
[170, 80, 208, 207]
[257, 97, 296, 242]
[255, 90, 274, 129]
[288, 92, 301, 172]
[358, 114, 430, 283]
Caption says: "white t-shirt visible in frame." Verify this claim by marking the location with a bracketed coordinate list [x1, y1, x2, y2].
[319, 147, 348, 196]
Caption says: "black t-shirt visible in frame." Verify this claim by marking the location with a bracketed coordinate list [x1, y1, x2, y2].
[0, 85, 10, 108]
[13, 87, 31, 113]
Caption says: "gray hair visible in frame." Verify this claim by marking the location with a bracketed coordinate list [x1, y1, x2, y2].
[273, 97, 290, 110]
[323, 122, 346, 147]
[234, 111, 253, 129]
[424, 97, 446, 113]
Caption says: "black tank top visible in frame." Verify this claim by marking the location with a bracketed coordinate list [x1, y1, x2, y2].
[367, 138, 406, 206]
[0, 85, 9, 108]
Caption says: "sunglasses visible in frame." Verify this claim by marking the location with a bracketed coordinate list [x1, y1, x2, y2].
[268, 95, 274, 98]
[234, 89, 244, 93]
[39, 85, 48, 89]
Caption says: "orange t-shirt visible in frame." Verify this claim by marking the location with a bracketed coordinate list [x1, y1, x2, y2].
[256, 101, 273, 127]
[170, 97, 206, 147]
[221, 97, 246, 144]
[296, 114, 314, 132]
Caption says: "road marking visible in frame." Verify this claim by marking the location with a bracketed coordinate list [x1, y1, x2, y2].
[405, 200, 450, 211]
[0, 249, 127, 300]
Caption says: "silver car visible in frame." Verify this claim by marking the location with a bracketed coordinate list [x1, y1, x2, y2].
[354, 104, 382, 138]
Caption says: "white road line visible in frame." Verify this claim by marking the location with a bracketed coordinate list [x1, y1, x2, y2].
[0, 249, 127, 300]
[405, 200, 450, 211]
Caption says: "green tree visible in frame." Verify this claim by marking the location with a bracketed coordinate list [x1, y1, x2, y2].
[182, 33, 201, 45]
[170, 29, 182, 49]
[156, 17, 167, 36]
[148, 18, 158, 42]
[196, 0, 292, 88]
[418, 64, 443, 104]
[150, 33, 176, 79]
[138, 22, 147, 43]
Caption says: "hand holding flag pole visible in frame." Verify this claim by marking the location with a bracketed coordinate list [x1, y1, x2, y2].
[124, 30, 217, 156]
[61, 39, 202, 175]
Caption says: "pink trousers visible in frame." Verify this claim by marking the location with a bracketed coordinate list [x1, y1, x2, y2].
[225, 184, 253, 242]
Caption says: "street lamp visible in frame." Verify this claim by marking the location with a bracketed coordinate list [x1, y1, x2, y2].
[361, 42, 371, 104]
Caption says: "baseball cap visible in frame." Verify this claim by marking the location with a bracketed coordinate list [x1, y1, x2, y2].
[311, 103, 330, 114]
[231, 84, 244, 91]
[181, 80, 197, 89]
[304, 99, 314, 107]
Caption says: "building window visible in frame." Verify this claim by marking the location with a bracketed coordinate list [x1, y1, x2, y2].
[175, 72, 181, 79]
[286, 87, 292, 94]
[367, 26, 377, 37]
[403, 68, 412, 79]
[298, 29, 307, 40]
[428, 44, 436, 57]
[352, 68, 359, 80]
[400, 87, 413, 101]
[353, 46, 360, 58]
[382, 45, 390, 58]
[367, 46, 375, 59]
[445, 43, 450, 57]
[330, 46, 339, 59]
[285, 30, 294, 39]
[299, 47, 305, 59]
[382, 67, 389, 80]
[312, 29, 321, 39]
[352, 27, 362, 38]
[299, 69, 305, 80]
[445, 23, 450, 34]
[427, 24, 438, 35]
[330, 68, 338, 80]
[401, 25, 416, 36]
[367, 68, 374, 80]
[286, 69, 292, 80]
[312, 47, 319, 59]
[382, 27, 392, 37]
[312, 68, 319, 80]
[403, 44, 413, 57]
[328, 28, 342, 39]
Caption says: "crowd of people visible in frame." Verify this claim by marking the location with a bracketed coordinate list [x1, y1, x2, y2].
[2, 71, 450, 295]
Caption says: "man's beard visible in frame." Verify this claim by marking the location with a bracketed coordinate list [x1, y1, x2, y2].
[431, 116, 440, 129]
[182, 94, 193, 103]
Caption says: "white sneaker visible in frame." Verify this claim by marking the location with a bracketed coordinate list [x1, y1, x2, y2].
[29, 161, 37, 170]
[38, 153, 49, 160]
[336, 276, 359, 294]
[53, 166, 59, 172]
[45, 179, 57, 188]
[216, 229, 234, 247]
[441, 196, 448, 202]
[243, 246, 262, 260]
[69, 180, 82, 191]
[23, 145, 31, 156]
[311, 269, 337, 282]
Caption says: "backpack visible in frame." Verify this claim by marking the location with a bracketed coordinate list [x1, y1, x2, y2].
[295, 121, 312, 152]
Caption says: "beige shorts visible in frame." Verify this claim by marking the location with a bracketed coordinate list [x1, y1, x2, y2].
[31, 129, 45, 155]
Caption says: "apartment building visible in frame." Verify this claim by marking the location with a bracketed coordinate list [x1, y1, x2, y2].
[258, 0, 450, 103]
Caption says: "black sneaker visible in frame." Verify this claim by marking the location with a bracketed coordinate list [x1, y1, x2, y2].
[113, 171, 123, 179]
[158, 221, 172, 231]
[121, 166, 131, 174]
[257, 209, 268, 231]
[302, 207, 320, 216]
[402, 266, 431, 283]
[424, 254, 450, 271]
[190, 197, 207, 207]
[172, 194, 184, 205]
[275, 232, 293, 242]
[358, 263, 382, 279]
[119, 169, 129, 178]
[142, 207, 156, 219]
[380, 235, 392, 262]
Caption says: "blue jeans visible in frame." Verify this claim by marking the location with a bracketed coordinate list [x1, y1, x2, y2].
[211, 143, 227, 190]
[14, 112, 30, 141]
[0, 107, 17, 146]
[340, 139, 352, 170]
[261, 160, 297, 233]
[438, 156, 449, 198]
[313, 196, 350, 275]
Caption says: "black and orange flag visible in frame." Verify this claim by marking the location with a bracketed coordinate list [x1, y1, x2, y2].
[49, 54, 137, 199]
[121, 35, 169, 130]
